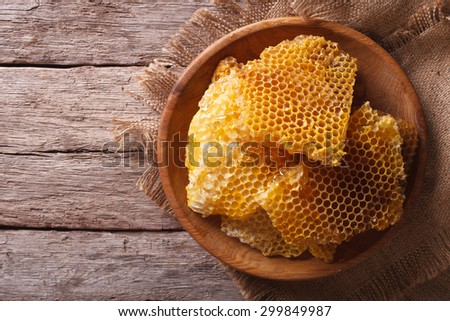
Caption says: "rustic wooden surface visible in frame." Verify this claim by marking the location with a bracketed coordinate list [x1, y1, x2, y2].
[0, 1, 242, 300]
[0, 230, 238, 300]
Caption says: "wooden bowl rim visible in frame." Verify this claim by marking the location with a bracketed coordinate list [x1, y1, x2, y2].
[158, 17, 426, 280]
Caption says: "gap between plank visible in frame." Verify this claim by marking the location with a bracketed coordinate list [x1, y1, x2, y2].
[0, 226, 185, 233]
[0, 63, 148, 69]
[0, 150, 109, 156]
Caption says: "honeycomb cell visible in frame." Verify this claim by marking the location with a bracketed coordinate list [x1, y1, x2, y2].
[242, 35, 357, 166]
[261, 102, 407, 246]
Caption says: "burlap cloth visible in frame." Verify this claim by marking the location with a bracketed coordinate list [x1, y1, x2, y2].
[114, 0, 450, 300]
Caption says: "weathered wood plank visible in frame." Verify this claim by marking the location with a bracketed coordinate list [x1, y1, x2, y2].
[0, 67, 179, 230]
[1, 153, 181, 230]
[0, 66, 153, 154]
[0, 1, 212, 66]
[0, 230, 242, 300]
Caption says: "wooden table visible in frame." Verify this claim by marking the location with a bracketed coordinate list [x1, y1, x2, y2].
[0, 1, 242, 300]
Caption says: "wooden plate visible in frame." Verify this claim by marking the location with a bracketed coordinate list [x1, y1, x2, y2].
[158, 17, 426, 280]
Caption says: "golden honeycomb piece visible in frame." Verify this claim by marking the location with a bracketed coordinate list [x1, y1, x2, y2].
[242, 35, 357, 166]
[221, 209, 308, 258]
[221, 209, 339, 262]
[308, 243, 337, 263]
[212, 56, 244, 82]
[186, 61, 286, 219]
[261, 102, 407, 246]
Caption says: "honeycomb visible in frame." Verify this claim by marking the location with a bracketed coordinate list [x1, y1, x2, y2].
[242, 35, 357, 166]
[186, 37, 418, 263]
[308, 243, 337, 263]
[221, 209, 308, 258]
[186, 60, 290, 219]
[261, 102, 407, 246]
[212, 56, 243, 82]
[187, 60, 247, 148]
[221, 208, 340, 261]
[355, 109, 418, 174]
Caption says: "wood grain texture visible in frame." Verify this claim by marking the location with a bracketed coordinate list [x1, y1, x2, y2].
[1, 152, 181, 230]
[0, 1, 212, 66]
[0, 1, 242, 300]
[160, 17, 426, 280]
[0, 67, 185, 230]
[0, 66, 154, 154]
[0, 230, 242, 300]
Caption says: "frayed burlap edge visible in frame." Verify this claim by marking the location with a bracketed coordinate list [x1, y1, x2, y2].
[113, 0, 450, 299]
[381, 2, 448, 50]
